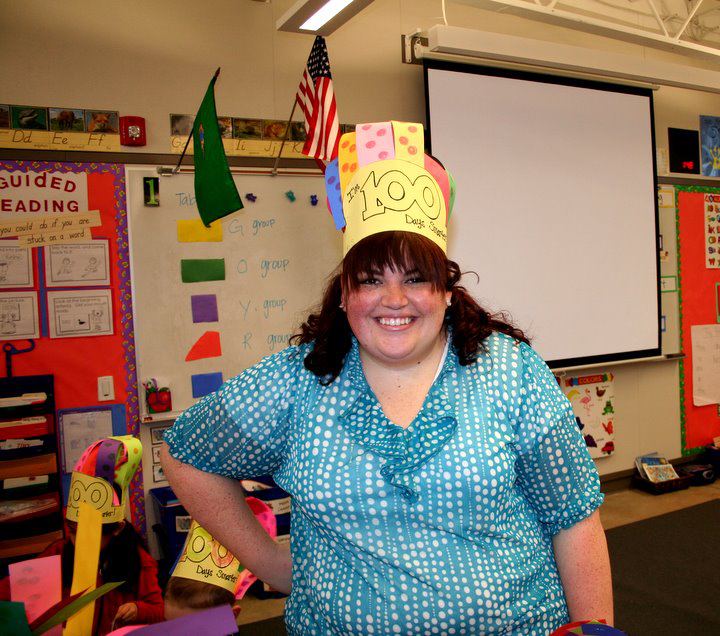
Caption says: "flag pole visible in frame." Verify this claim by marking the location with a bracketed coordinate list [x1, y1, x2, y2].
[271, 100, 298, 176]
[174, 68, 221, 174]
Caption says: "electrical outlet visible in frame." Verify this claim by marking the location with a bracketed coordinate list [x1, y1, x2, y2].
[98, 376, 115, 401]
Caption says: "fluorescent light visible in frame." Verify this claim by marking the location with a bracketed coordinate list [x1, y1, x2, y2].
[300, 0, 353, 31]
[277, 0, 375, 36]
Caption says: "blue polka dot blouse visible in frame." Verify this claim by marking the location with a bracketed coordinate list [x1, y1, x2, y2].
[165, 331, 603, 634]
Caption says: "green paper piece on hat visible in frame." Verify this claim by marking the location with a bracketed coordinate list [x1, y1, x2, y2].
[447, 171, 456, 222]
[30, 582, 123, 635]
[0, 601, 32, 635]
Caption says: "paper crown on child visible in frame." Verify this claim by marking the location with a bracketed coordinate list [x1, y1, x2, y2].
[66, 435, 142, 525]
[324, 121, 456, 256]
[171, 497, 276, 597]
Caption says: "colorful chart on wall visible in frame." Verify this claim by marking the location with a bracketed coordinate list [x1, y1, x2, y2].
[676, 186, 720, 452]
[126, 166, 342, 416]
[0, 161, 143, 529]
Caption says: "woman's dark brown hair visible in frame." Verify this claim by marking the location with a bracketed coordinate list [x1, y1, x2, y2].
[291, 231, 528, 384]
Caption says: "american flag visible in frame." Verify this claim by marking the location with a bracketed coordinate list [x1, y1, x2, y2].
[296, 36, 340, 162]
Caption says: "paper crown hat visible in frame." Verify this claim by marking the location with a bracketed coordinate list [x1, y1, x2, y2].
[171, 497, 276, 598]
[324, 121, 456, 256]
[66, 435, 142, 524]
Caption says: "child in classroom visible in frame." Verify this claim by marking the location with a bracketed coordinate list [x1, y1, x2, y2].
[163, 497, 276, 622]
[1, 436, 164, 634]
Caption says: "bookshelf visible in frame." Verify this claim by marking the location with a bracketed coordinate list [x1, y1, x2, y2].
[0, 375, 63, 565]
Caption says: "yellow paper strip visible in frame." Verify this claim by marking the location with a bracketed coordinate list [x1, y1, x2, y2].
[169, 136, 308, 158]
[177, 219, 223, 242]
[16, 226, 92, 247]
[338, 132, 358, 195]
[391, 121, 424, 166]
[65, 503, 102, 636]
[0, 129, 120, 152]
[0, 211, 101, 239]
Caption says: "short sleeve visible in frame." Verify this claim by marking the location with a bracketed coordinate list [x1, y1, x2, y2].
[514, 343, 603, 535]
[164, 345, 307, 480]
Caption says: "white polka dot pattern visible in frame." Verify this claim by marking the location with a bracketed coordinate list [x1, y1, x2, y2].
[165, 332, 603, 635]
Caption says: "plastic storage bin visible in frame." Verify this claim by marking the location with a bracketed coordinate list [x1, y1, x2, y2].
[150, 486, 190, 561]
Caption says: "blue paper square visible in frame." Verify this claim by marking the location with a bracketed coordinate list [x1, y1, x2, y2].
[191, 372, 223, 398]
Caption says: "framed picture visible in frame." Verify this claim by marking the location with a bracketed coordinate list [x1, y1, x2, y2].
[263, 120, 287, 140]
[153, 463, 166, 483]
[0, 291, 39, 339]
[0, 246, 33, 289]
[45, 240, 111, 287]
[290, 121, 306, 141]
[85, 110, 119, 134]
[47, 289, 113, 338]
[49, 108, 85, 132]
[217, 116, 233, 139]
[232, 118, 263, 139]
[150, 425, 170, 444]
[11, 106, 48, 130]
[0, 105, 9, 129]
[152, 445, 162, 464]
[170, 114, 194, 136]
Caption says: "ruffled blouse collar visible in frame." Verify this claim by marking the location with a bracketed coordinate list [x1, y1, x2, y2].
[338, 334, 459, 503]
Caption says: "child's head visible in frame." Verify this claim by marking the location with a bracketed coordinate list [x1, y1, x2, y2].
[164, 576, 239, 620]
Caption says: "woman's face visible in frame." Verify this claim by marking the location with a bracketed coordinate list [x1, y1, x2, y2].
[343, 265, 450, 369]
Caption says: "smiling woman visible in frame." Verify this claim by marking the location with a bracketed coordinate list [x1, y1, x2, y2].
[162, 120, 613, 635]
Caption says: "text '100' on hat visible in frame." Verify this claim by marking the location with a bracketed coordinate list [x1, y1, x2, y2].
[324, 121, 456, 256]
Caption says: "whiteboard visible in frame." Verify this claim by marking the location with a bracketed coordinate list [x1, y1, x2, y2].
[425, 61, 661, 367]
[126, 167, 342, 415]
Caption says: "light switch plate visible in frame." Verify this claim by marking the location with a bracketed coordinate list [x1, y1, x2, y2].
[98, 375, 115, 401]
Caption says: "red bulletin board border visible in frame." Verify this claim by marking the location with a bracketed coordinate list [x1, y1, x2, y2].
[0, 160, 144, 533]
[676, 186, 720, 453]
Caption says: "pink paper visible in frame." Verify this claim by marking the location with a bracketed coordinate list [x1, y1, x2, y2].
[9, 554, 62, 635]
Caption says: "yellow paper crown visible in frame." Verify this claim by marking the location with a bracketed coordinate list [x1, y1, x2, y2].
[171, 520, 242, 594]
[66, 435, 142, 524]
[324, 121, 456, 256]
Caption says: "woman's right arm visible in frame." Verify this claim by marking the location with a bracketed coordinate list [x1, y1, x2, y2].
[160, 444, 292, 594]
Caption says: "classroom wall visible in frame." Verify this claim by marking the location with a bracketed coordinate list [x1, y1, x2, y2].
[3, 0, 719, 475]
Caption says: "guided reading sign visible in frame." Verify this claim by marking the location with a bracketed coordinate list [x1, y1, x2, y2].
[0, 170, 89, 215]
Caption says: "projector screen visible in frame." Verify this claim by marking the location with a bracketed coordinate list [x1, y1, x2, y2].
[425, 60, 660, 368]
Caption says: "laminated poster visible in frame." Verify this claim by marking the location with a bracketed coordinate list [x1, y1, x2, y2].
[0, 291, 39, 339]
[563, 373, 615, 458]
[59, 409, 114, 473]
[691, 324, 720, 406]
[45, 240, 111, 286]
[0, 245, 33, 288]
[47, 289, 113, 338]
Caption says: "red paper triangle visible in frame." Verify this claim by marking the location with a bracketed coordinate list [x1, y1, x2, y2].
[185, 331, 222, 362]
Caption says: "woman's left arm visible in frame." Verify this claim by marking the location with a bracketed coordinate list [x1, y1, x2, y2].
[552, 509, 613, 625]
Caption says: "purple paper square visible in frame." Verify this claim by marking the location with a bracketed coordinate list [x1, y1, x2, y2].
[191, 294, 218, 323]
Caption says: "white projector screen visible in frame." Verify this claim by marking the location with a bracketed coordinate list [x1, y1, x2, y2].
[425, 60, 661, 368]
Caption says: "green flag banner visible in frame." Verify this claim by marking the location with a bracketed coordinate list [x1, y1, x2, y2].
[193, 69, 243, 227]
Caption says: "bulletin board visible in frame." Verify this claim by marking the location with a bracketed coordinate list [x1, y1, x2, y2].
[126, 167, 342, 416]
[0, 161, 144, 528]
[676, 186, 720, 452]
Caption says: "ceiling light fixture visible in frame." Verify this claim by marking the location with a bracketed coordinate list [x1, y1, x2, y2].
[277, 0, 376, 36]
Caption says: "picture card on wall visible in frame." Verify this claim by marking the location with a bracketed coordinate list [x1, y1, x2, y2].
[45, 240, 110, 287]
[0, 291, 39, 339]
[177, 219, 223, 242]
[58, 408, 114, 473]
[0, 246, 33, 288]
[191, 294, 218, 323]
[191, 372, 223, 398]
[181, 259, 225, 283]
[700, 115, 720, 177]
[185, 331, 221, 361]
[47, 289, 113, 338]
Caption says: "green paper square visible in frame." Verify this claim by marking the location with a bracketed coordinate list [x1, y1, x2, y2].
[180, 259, 225, 283]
